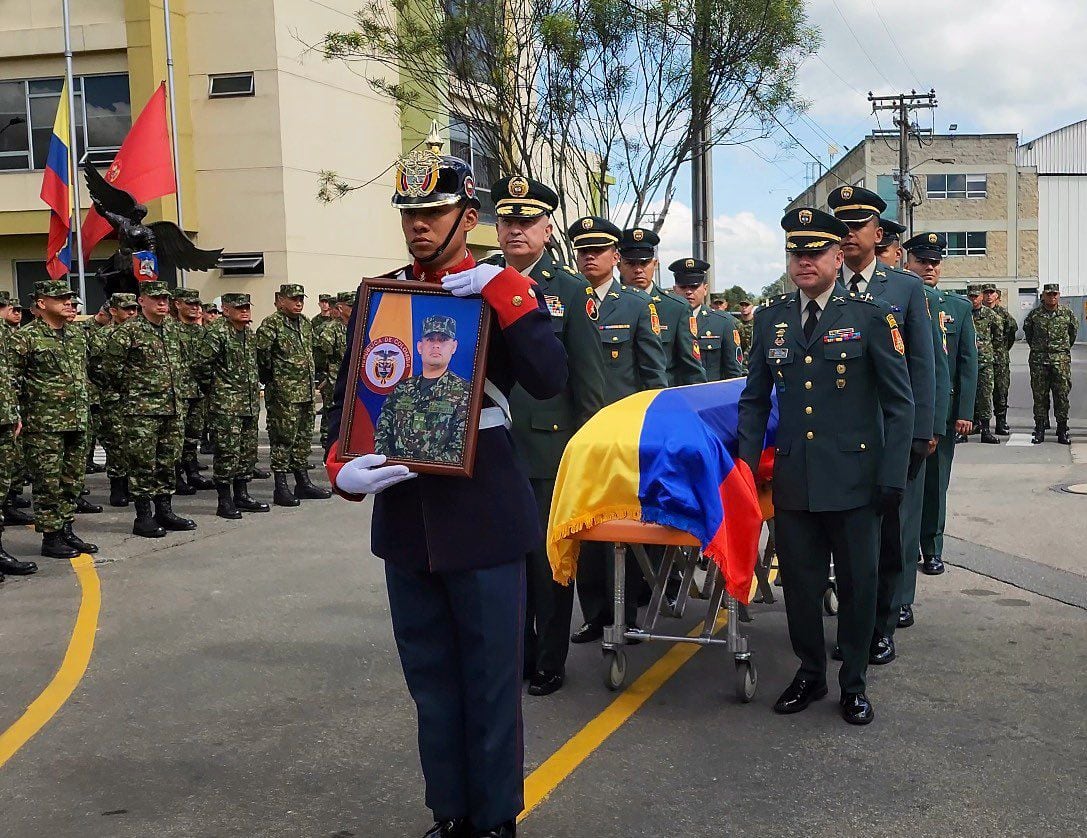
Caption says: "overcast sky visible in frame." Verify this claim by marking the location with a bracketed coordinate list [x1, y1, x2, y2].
[659, 0, 1085, 293]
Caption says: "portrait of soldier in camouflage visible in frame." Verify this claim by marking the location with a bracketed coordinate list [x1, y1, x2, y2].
[373, 314, 471, 464]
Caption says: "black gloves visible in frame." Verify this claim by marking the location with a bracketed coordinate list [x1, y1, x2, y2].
[873, 486, 903, 516]
[907, 438, 931, 480]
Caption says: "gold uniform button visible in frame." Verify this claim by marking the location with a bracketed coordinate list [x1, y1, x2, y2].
[860, 443, 867, 450]
[840, 352, 847, 359]
[805, 406, 813, 415]
[512, 295, 523, 307]
[806, 431, 814, 440]
[552, 424, 559, 431]
[804, 381, 813, 390]
[612, 336, 619, 342]
[837, 364, 846, 374]
[804, 355, 813, 364]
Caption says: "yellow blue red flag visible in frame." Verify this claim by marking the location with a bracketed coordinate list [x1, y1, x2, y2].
[39, 79, 73, 280]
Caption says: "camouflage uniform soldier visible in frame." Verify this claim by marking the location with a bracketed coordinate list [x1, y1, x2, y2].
[10, 280, 97, 559]
[255, 283, 331, 506]
[374, 315, 471, 463]
[0, 292, 37, 578]
[968, 284, 1002, 443]
[101, 280, 197, 537]
[315, 291, 351, 446]
[0, 291, 32, 526]
[1024, 283, 1078, 445]
[312, 294, 337, 337]
[195, 293, 269, 518]
[170, 287, 215, 494]
[736, 298, 755, 371]
[983, 283, 1018, 434]
[89, 294, 140, 507]
[312, 293, 338, 445]
[81, 304, 112, 475]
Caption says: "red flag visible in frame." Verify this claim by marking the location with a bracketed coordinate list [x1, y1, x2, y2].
[81, 82, 176, 258]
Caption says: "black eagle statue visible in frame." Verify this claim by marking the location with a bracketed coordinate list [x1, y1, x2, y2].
[83, 160, 222, 296]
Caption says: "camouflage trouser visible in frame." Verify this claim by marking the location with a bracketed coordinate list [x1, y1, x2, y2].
[212, 413, 258, 480]
[13, 431, 27, 490]
[974, 364, 994, 423]
[85, 404, 101, 466]
[267, 400, 314, 472]
[181, 397, 205, 466]
[24, 428, 86, 533]
[0, 422, 15, 504]
[993, 355, 1011, 415]
[99, 401, 128, 479]
[1029, 353, 1073, 426]
[127, 414, 183, 498]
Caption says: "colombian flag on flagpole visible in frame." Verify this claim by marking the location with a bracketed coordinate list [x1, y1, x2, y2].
[547, 379, 778, 604]
[40, 79, 73, 280]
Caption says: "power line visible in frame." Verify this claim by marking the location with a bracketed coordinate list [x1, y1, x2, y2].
[815, 55, 866, 98]
[828, 0, 897, 89]
[765, 108, 851, 186]
[870, 0, 923, 88]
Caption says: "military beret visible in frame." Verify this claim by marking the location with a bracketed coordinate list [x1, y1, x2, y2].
[618, 227, 660, 259]
[1042, 283, 1060, 293]
[903, 231, 946, 261]
[319, 293, 334, 303]
[781, 207, 848, 252]
[222, 292, 251, 306]
[171, 287, 201, 303]
[669, 257, 711, 285]
[827, 184, 886, 223]
[34, 279, 74, 299]
[421, 314, 456, 339]
[568, 216, 621, 250]
[492, 175, 558, 219]
[109, 293, 139, 309]
[877, 217, 907, 244]
[277, 283, 306, 298]
[336, 291, 357, 305]
[139, 280, 171, 297]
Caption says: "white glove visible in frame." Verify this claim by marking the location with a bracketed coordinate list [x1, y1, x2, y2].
[335, 453, 417, 495]
[441, 263, 504, 297]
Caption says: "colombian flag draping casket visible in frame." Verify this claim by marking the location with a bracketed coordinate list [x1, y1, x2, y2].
[546, 379, 778, 605]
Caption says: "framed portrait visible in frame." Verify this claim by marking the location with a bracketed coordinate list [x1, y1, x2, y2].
[336, 277, 492, 477]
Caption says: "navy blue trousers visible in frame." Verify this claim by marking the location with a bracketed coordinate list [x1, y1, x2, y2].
[385, 559, 526, 831]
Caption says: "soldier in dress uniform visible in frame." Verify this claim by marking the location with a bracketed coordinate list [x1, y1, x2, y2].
[1023, 283, 1078, 444]
[671, 258, 744, 380]
[907, 234, 978, 581]
[738, 208, 914, 725]
[0, 291, 37, 578]
[488, 174, 606, 697]
[968, 284, 1002, 443]
[982, 283, 1018, 435]
[170, 287, 216, 495]
[324, 138, 567, 838]
[875, 217, 906, 268]
[565, 215, 668, 644]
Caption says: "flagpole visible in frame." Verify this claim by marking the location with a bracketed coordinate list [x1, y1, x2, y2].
[61, 0, 87, 304]
[162, 0, 187, 288]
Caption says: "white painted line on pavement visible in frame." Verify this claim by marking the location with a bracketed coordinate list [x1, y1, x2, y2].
[1006, 433, 1034, 447]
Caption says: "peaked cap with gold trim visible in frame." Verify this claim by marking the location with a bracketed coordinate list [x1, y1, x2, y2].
[781, 207, 849, 252]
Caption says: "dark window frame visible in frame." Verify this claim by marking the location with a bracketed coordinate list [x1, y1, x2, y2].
[208, 72, 256, 99]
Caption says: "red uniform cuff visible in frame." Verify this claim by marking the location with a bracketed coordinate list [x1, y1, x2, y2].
[481, 267, 538, 329]
[325, 440, 365, 502]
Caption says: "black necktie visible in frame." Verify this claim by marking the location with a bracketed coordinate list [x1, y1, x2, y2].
[849, 273, 862, 294]
[803, 299, 820, 341]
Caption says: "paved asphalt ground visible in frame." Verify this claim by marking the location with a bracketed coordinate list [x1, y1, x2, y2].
[1, 347, 1085, 837]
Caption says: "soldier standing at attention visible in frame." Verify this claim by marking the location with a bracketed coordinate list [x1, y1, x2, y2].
[566, 215, 668, 645]
[312, 294, 336, 336]
[314, 292, 350, 448]
[102, 280, 196, 538]
[709, 292, 728, 311]
[875, 217, 906, 268]
[91, 293, 140, 507]
[0, 292, 37, 578]
[255, 284, 331, 507]
[313, 293, 338, 446]
[968, 284, 1002, 443]
[0, 292, 32, 527]
[197, 293, 269, 519]
[983, 283, 1018, 435]
[671, 258, 745, 380]
[738, 208, 913, 725]
[11, 280, 98, 559]
[1023, 283, 1078, 445]
[171, 288, 216, 495]
[488, 175, 606, 696]
[736, 297, 755, 368]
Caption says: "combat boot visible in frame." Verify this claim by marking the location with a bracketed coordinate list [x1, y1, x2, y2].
[0, 528, 37, 575]
[9, 490, 30, 509]
[86, 454, 105, 474]
[215, 482, 242, 520]
[251, 466, 271, 480]
[41, 530, 79, 559]
[184, 460, 215, 491]
[132, 497, 167, 538]
[980, 421, 1000, 444]
[273, 472, 299, 507]
[1031, 425, 1045, 445]
[1057, 423, 1072, 445]
[154, 495, 197, 531]
[995, 412, 1010, 435]
[3, 490, 34, 525]
[61, 521, 98, 554]
[174, 463, 197, 496]
[293, 469, 331, 500]
[75, 495, 103, 514]
[233, 478, 270, 512]
[109, 477, 130, 507]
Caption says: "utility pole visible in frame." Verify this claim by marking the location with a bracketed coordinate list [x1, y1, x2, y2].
[690, 0, 715, 288]
[868, 89, 937, 239]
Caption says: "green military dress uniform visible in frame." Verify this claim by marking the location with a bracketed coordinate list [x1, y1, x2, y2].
[693, 303, 744, 380]
[1023, 285, 1078, 442]
[644, 281, 706, 386]
[969, 287, 1002, 430]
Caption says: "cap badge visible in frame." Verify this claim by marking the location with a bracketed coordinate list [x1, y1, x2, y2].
[928, 233, 938, 244]
[582, 218, 594, 230]
[633, 229, 644, 242]
[799, 209, 812, 225]
[685, 258, 695, 269]
[841, 186, 853, 200]
[509, 176, 529, 198]
[463, 175, 476, 199]
[395, 149, 441, 198]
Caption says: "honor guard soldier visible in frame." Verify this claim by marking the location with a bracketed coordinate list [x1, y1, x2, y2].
[908, 233, 978, 580]
[324, 137, 568, 838]
[1023, 283, 1078, 444]
[618, 227, 706, 387]
[171, 287, 215, 495]
[982, 283, 1018, 435]
[829, 185, 940, 666]
[671, 258, 744, 380]
[0, 292, 36, 578]
[738, 208, 913, 725]
[566, 215, 668, 644]
[489, 174, 606, 696]
[875, 217, 906, 268]
[968, 284, 1003, 442]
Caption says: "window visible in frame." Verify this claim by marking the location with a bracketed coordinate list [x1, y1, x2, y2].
[14, 259, 112, 312]
[443, 0, 497, 85]
[876, 174, 899, 220]
[218, 252, 265, 276]
[209, 73, 255, 99]
[927, 173, 987, 199]
[449, 115, 499, 224]
[943, 231, 987, 256]
[0, 73, 130, 172]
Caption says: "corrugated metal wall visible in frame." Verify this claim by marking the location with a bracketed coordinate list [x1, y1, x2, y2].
[1038, 176, 1087, 297]
[1018, 119, 1087, 173]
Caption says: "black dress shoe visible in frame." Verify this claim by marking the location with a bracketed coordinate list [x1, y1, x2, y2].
[920, 555, 945, 575]
[897, 605, 914, 628]
[423, 818, 470, 838]
[473, 822, 516, 838]
[869, 634, 895, 665]
[773, 677, 828, 714]
[831, 645, 843, 661]
[840, 692, 874, 725]
[570, 621, 603, 644]
[527, 670, 565, 696]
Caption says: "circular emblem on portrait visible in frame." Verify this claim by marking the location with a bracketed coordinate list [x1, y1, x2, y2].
[362, 336, 411, 395]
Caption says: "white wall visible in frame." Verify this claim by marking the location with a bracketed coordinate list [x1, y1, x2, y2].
[1038, 176, 1087, 297]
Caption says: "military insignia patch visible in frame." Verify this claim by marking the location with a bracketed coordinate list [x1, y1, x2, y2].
[463, 176, 476, 199]
[633, 229, 645, 242]
[733, 329, 741, 346]
[887, 314, 905, 355]
[689, 316, 698, 337]
[362, 336, 411, 394]
[106, 160, 122, 183]
[395, 149, 441, 198]
[582, 218, 594, 230]
[841, 186, 853, 200]
[611, 350, 619, 359]
[692, 340, 701, 360]
[928, 233, 938, 244]
[685, 258, 695, 269]
[585, 297, 599, 321]
[799, 209, 812, 225]
[648, 303, 661, 335]
[545, 295, 564, 317]
[509, 176, 529, 198]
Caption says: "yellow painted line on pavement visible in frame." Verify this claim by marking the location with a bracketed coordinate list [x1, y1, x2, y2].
[520, 615, 727, 821]
[0, 554, 101, 768]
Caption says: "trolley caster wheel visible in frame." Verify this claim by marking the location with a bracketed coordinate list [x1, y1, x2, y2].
[602, 649, 627, 691]
[823, 585, 838, 616]
[735, 659, 757, 703]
